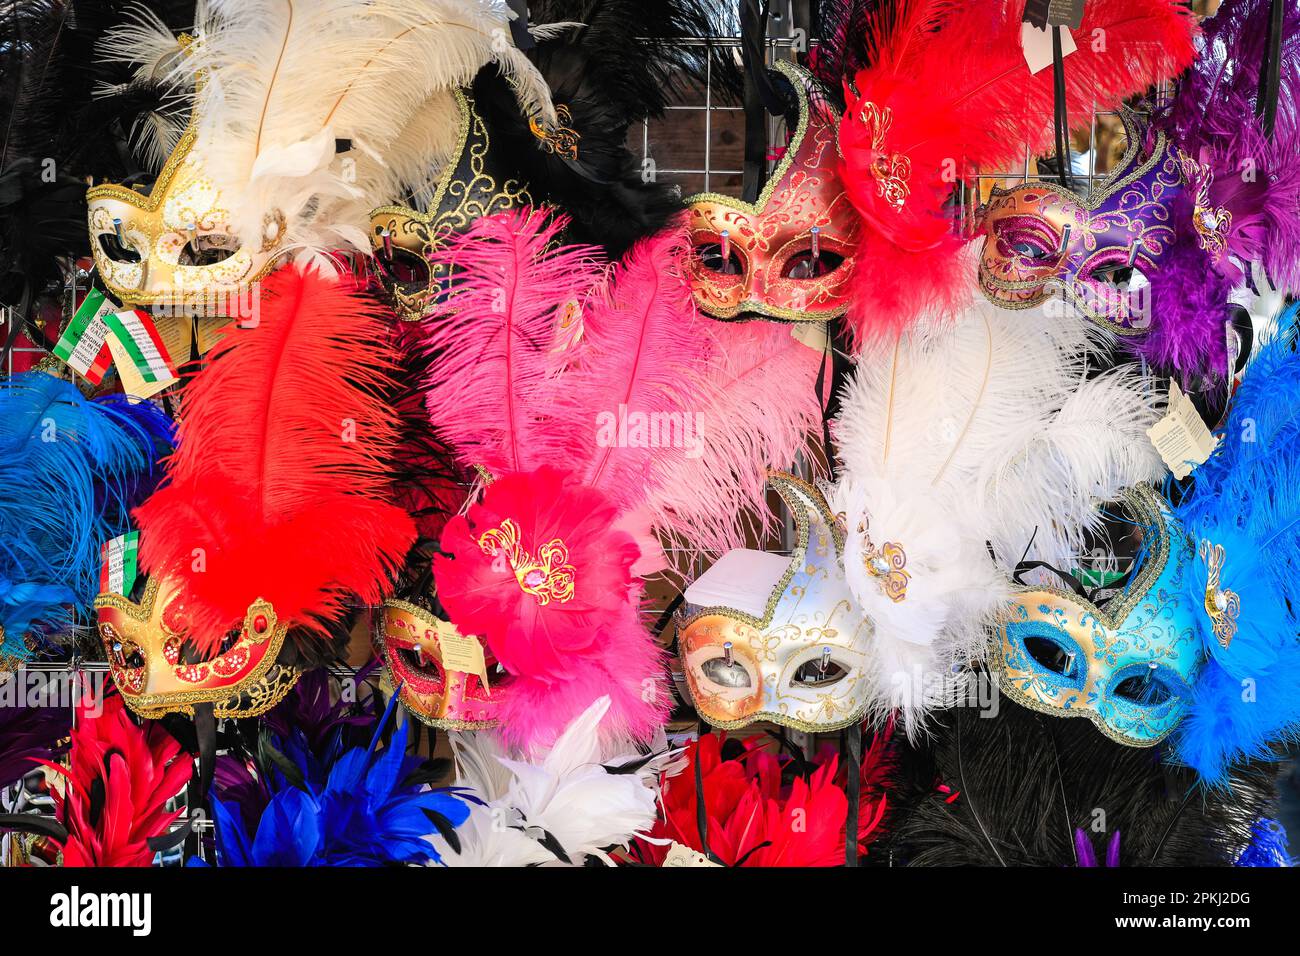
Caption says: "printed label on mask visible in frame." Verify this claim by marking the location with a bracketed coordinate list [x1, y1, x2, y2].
[53, 289, 115, 383]
[437, 622, 490, 692]
[1020, 22, 1077, 74]
[1146, 380, 1219, 480]
[100, 531, 140, 597]
[102, 309, 178, 399]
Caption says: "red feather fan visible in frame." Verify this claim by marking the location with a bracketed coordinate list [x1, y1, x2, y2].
[840, 0, 1198, 341]
[134, 266, 415, 654]
[40, 693, 191, 867]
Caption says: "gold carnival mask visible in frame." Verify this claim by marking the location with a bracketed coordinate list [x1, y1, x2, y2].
[677, 473, 874, 732]
[94, 577, 299, 719]
[369, 87, 533, 321]
[683, 62, 861, 323]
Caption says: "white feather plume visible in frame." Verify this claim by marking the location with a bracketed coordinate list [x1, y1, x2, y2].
[98, 0, 557, 269]
[829, 264, 1164, 736]
[432, 696, 677, 867]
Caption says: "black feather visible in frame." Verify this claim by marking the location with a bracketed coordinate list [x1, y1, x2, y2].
[885, 687, 1280, 866]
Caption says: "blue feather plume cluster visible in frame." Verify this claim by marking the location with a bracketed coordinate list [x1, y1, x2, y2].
[1235, 818, 1292, 867]
[202, 697, 471, 867]
[1172, 331, 1300, 783]
[0, 373, 172, 662]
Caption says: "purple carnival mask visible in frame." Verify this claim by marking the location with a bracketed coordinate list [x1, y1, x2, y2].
[976, 116, 1202, 336]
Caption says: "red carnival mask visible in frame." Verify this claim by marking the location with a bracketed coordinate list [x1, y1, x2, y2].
[684, 62, 861, 323]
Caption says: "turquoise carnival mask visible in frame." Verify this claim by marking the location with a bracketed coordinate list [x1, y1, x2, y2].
[994, 485, 1204, 747]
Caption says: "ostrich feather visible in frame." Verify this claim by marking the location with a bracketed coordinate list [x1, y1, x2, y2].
[830, 279, 1163, 734]
[0, 373, 171, 661]
[434, 696, 675, 866]
[1171, 333, 1300, 783]
[885, 695, 1278, 866]
[647, 321, 825, 567]
[419, 208, 603, 476]
[137, 0, 556, 269]
[133, 266, 414, 654]
[839, 0, 1198, 343]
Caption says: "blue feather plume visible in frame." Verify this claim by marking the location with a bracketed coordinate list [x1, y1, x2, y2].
[1235, 818, 1292, 867]
[201, 699, 471, 867]
[0, 373, 172, 661]
[1172, 332, 1300, 783]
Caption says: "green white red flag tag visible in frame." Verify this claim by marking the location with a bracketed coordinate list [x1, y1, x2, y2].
[100, 531, 140, 597]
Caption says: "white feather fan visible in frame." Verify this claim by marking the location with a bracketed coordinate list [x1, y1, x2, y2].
[829, 271, 1164, 736]
[430, 696, 678, 867]
[103, 0, 556, 269]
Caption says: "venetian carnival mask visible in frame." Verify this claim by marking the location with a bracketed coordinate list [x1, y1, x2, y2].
[977, 115, 1205, 335]
[371, 598, 505, 729]
[677, 474, 874, 732]
[86, 122, 289, 311]
[993, 485, 1205, 747]
[683, 61, 861, 323]
[94, 576, 299, 719]
[369, 87, 533, 321]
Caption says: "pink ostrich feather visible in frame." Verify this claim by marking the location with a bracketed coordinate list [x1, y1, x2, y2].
[418, 208, 604, 477]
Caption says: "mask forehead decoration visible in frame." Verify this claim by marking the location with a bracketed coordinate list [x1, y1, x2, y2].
[977, 116, 1185, 335]
[369, 87, 533, 321]
[372, 598, 504, 729]
[86, 0, 555, 311]
[679, 474, 874, 732]
[994, 486, 1202, 747]
[684, 61, 861, 324]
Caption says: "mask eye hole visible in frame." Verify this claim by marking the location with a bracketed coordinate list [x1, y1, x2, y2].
[782, 250, 845, 279]
[399, 644, 444, 681]
[98, 232, 142, 263]
[791, 657, 848, 687]
[382, 248, 432, 286]
[120, 643, 145, 669]
[179, 235, 238, 267]
[1113, 668, 1177, 706]
[1010, 240, 1055, 262]
[1089, 262, 1150, 292]
[1024, 636, 1079, 677]
[701, 656, 752, 688]
[693, 242, 744, 276]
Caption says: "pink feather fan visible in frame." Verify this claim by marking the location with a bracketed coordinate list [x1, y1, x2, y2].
[425, 208, 817, 749]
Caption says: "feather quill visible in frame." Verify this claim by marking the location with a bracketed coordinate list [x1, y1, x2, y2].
[133, 266, 414, 654]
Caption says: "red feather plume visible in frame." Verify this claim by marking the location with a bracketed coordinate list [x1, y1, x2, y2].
[40, 693, 191, 867]
[840, 0, 1199, 342]
[134, 266, 415, 653]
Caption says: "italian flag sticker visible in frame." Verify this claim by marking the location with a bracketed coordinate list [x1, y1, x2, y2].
[100, 532, 140, 597]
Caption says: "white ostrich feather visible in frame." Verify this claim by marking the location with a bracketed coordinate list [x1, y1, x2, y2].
[433, 697, 676, 867]
[97, 0, 556, 269]
[830, 264, 1163, 736]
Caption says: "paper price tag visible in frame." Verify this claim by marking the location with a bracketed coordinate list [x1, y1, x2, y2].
[1146, 380, 1219, 480]
[52, 289, 115, 383]
[1021, 22, 1077, 75]
[662, 842, 722, 867]
[790, 322, 829, 353]
[436, 622, 490, 691]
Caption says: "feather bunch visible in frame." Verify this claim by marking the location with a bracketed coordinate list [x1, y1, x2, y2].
[0, 0, 196, 315]
[468, 0, 736, 255]
[829, 279, 1163, 734]
[0, 373, 171, 663]
[132, 0, 557, 270]
[204, 704, 469, 866]
[433, 696, 675, 866]
[838, 0, 1198, 343]
[133, 266, 414, 655]
[883, 694, 1278, 866]
[1170, 332, 1300, 783]
[1157, 0, 1300, 291]
[41, 692, 192, 867]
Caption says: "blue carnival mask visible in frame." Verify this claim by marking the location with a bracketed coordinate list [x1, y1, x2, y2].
[993, 485, 1205, 746]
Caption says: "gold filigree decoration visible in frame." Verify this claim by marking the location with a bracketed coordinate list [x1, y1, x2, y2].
[478, 519, 576, 606]
[529, 104, 580, 161]
[858, 102, 911, 212]
[1177, 153, 1231, 262]
[1199, 539, 1240, 649]
[858, 518, 910, 602]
